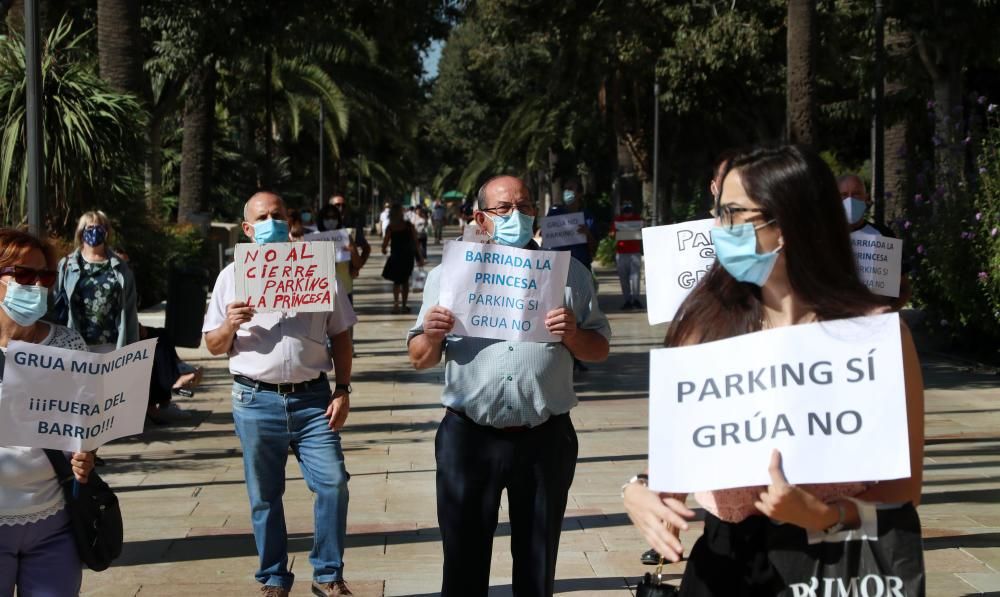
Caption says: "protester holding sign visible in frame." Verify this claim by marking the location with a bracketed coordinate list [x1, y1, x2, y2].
[407, 175, 611, 597]
[838, 174, 911, 309]
[0, 229, 97, 596]
[202, 192, 358, 597]
[623, 146, 925, 594]
[545, 180, 598, 270]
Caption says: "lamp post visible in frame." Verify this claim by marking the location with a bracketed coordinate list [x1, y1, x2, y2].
[872, 0, 885, 226]
[24, 0, 43, 234]
[318, 102, 324, 212]
[652, 74, 661, 225]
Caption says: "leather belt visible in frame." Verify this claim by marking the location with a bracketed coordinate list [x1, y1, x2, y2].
[234, 373, 327, 395]
[446, 407, 531, 432]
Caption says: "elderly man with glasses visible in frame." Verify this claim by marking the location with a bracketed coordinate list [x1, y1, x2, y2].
[407, 175, 612, 597]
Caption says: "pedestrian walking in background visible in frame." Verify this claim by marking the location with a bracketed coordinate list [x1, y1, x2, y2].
[432, 199, 447, 243]
[0, 228, 96, 596]
[381, 203, 424, 314]
[612, 201, 643, 310]
[202, 192, 357, 597]
[412, 206, 430, 259]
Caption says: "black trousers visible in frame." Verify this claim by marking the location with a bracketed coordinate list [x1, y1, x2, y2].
[144, 326, 182, 408]
[435, 409, 578, 597]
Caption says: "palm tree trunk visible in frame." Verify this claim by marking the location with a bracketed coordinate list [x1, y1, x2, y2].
[178, 61, 217, 224]
[786, 0, 818, 146]
[97, 0, 144, 100]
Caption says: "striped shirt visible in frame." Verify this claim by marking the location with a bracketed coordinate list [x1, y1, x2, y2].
[408, 255, 611, 428]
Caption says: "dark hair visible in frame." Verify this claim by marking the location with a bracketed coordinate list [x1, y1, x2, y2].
[667, 145, 887, 346]
[0, 228, 57, 270]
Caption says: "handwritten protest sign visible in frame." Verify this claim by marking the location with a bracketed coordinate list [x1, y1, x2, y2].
[303, 228, 354, 263]
[235, 242, 336, 312]
[462, 221, 491, 243]
[648, 312, 908, 493]
[0, 338, 157, 452]
[615, 219, 643, 241]
[541, 212, 586, 248]
[438, 240, 571, 342]
[642, 219, 716, 324]
[850, 231, 903, 298]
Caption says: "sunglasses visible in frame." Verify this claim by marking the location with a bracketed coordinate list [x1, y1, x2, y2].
[0, 265, 58, 287]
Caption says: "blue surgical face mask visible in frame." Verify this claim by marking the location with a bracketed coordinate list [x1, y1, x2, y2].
[83, 225, 107, 247]
[487, 211, 535, 248]
[1, 280, 48, 326]
[842, 197, 867, 224]
[301, 212, 313, 224]
[323, 219, 339, 230]
[563, 190, 576, 205]
[710, 220, 782, 286]
[252, 218, 290, 244]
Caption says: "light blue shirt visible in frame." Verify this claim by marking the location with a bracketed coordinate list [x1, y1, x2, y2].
[408, 254, 611, 428]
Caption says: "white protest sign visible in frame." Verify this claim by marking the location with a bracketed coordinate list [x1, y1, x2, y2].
[303, 228, 354, 263]
[615, 219, 643, 241]
[851, 231, 903, 298]
[462, 221, 491, 243]
[648, 313, 908, 493]
[438, 240, 571, 342]
[642, 219, 716, 324]
[0, 339, 157, 452]
[235, 242, 336, 312]
[541, 212, 586, 248]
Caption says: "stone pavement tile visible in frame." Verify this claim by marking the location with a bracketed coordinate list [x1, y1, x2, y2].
[957, 572, 1000, 593]
[925, 572, 979, 596]
[925, 546, 998, 573]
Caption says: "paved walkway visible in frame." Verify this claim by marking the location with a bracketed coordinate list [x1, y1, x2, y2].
[82, 230, 1000, 596]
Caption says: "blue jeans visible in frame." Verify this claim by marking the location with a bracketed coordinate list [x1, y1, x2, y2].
[232, 381, 350, 589]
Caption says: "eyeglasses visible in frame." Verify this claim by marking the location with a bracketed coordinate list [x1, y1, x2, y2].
[711, 204, 769, 230]
[0, 265, 58, 287]
[481, 202, 537, 217]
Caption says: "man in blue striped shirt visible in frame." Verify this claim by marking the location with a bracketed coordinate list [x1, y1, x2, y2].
[408, 175, 611, 596]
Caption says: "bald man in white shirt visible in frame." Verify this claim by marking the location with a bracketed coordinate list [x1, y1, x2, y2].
[203, 192, 357, 597]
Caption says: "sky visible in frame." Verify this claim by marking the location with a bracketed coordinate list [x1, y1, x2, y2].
[422, 39, 444, 80]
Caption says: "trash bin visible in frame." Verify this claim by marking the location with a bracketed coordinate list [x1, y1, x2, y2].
[165, 265, 209, 348]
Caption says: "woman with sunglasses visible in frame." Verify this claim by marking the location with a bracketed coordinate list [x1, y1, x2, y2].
[54, 211, 138, 354]
[0, 228, 96, 595]
[623, 146, 924, 594]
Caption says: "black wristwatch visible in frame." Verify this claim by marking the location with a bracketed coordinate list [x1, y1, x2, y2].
[334, 383, 352, 395]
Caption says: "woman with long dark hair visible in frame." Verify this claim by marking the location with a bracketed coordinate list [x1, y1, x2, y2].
[623, 146, 924, 594]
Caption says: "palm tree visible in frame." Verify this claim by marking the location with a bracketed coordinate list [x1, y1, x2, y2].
[178, 58, 216, 223]
[97, 0, 145, 100]
[786, 0, 818, 146]
[0, 18, 145, 227]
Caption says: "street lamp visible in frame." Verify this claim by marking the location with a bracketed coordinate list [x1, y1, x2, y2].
[24, 0, 43, 233]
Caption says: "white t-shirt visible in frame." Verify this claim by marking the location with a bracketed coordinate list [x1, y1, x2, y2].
[202, 263, 358, 383]
[0, 324, 87, 525]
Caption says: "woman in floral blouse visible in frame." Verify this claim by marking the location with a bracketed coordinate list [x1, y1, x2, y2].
[54, 211, 138, 353]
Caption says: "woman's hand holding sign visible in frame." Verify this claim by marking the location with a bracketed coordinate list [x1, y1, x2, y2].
[623, 482, 693, 563]
[753, 450, 859, 532]
[70, 451, 95, 484]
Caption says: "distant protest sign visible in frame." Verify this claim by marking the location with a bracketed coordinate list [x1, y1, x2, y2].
[642, 219, 716, 324]
[235, 242, 336, 312]
[850, 231, 903, 298]
[615, 220, 643, 241]
[648, 313, 908, 493]
[541, 212, 586, 248]
[0, 339, 157, 452]
[438, 240, 571, 342]
[461, 221, 491, 243]
[303, 229, 354, 263]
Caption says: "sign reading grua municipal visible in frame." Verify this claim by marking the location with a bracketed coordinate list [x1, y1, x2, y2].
[438, 240, 571, 342]
[0, 338, 158, 452]
[642, 218, 716, 324]
[648, 313, 909, 493]
[235, 241, 336, 312]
